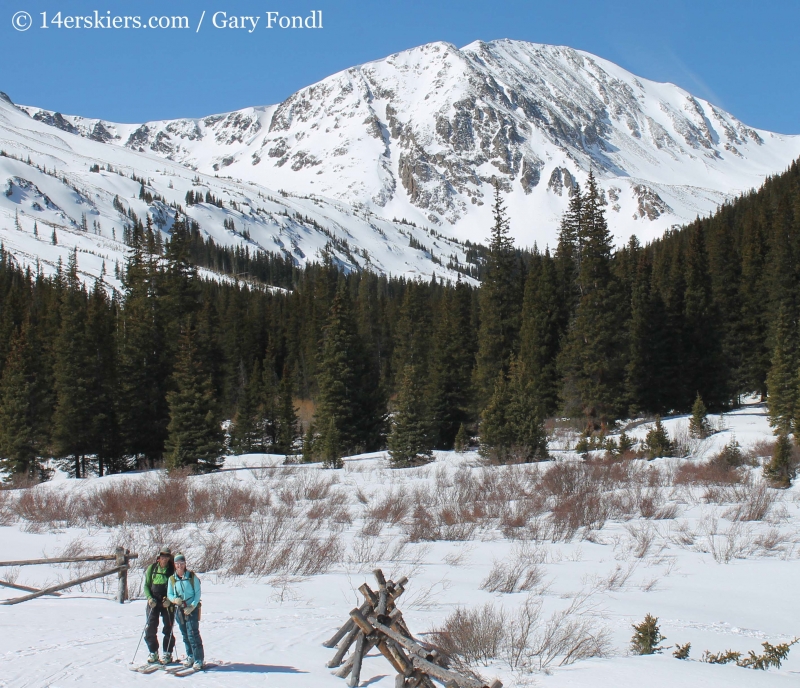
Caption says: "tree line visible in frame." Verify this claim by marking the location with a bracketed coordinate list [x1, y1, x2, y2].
[1, 160, 799, 480]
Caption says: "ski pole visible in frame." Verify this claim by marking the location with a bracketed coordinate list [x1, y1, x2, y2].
[131, 602, 154, 665]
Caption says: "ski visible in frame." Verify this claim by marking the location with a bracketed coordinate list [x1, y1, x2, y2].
[129, 663, 163, 674]
[169, 662, 218, 676]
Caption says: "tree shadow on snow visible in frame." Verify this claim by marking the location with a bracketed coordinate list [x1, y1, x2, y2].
[212, 663, 307, 674]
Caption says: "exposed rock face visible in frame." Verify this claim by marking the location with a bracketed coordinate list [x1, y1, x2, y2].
[20, 40, 800, 245]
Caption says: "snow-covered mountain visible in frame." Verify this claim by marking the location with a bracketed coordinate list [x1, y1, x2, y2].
[0, 91, 472, 289]
[3, 40, 800, 285]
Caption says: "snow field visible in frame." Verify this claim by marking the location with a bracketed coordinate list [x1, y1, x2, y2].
[1, 402, 800, 687]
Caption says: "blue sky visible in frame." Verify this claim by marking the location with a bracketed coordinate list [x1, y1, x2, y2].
[2, 0, 798, 133]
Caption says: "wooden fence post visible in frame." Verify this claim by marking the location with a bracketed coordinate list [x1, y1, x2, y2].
[115, 546, 127, 604]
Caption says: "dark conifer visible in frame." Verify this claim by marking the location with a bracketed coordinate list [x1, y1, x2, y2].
[0, 326, 40, 479]
[766, 305, 796, 434]
[558, 172, 626, 425]
[473, 182, 521, 406]
[52, 252, 93, 478]
[388, 364, 433, 467]
[164, 325, 223, 472]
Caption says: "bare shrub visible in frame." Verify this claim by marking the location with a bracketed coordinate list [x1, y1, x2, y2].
[14, 487, 77, 531]
[366, 488, 409, 524]
[518, 596, 610, 671]
[432, 595, 610, 675]
[431, 603, 507, 667]
[191, 527, 229, 572]
[744, 439, 776, 463]
[481, 544, 546, 593]
[724, 483, 777, 522]
[550, 492, 608, 541]
[696, 516, 753, 563]
[0, 489, 16, 525]
[625, 522, 658, 558]
[227, 507, 341, 577]
[673, 461, 744, 486]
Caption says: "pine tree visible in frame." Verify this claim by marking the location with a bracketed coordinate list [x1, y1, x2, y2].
[454, 423, 469, 453]
[388, 365, 433, 467]
[766, 305, 796, 434]
[479, 360, 548, 464]
[763, 434, 796, 488]
[319, 417, 342, 469]
[558, 172, 626, 425]
[689, 393, 709, 439]
[631, 614, 666, 655]
[518, 250, 561, 418]
[426, 284, 474, 448]
[164, 325, 223, 472]
[116, 230, 169, 466]
[473, 182, 521, 407]
[0, 326, 40, 479]
[230, 359, 263, 453]
[51, 252, 93, 478]
[275, 371, 300, 456]
[85, 279, 121, 475]
[316, 284, 384, 458]
[645, 416, 672, 460]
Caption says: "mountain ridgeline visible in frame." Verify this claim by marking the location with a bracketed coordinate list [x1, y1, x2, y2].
[1, 159, 799, 479]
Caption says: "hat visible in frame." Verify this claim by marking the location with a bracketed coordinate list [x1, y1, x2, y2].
[174, 553, 186, 563]
[158, 546, 172, 556]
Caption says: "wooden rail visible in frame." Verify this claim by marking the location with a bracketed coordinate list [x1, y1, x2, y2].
[325, 569, 501, 688]
[0, 547, 138, 605]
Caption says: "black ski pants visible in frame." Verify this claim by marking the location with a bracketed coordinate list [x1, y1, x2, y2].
[144, 595, 175, 654]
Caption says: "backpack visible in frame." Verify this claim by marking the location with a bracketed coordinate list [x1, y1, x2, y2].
[169, 571, 202, 621]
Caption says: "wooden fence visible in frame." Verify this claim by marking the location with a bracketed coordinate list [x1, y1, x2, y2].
[0, 547, 138, 605]
[325, 569, 502, 688]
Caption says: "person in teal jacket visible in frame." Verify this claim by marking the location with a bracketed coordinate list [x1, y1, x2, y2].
[167, 553, 205, 670]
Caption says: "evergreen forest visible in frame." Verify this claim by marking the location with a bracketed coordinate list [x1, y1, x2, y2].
[2, 160, 800, 480]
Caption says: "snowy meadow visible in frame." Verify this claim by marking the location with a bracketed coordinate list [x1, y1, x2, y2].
[1, 402, 800, 688]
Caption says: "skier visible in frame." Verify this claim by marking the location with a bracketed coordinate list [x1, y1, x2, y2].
[168, 552, 205, 671]
[143, 546, 176, 664]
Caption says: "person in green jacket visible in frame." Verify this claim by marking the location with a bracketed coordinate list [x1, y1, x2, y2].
[143, 546, 176, 664]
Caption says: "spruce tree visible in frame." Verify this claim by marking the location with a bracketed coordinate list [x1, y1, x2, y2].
[763, 434, 796, 488]
[116, 230, 169, 466]
[388, 364, 433, 467]
[518, 250, 561, 418]
[558, 172, 626, 425]
[164, 325, 223, 472]
[645, 416, 672, 460]
[230, 359, 263, 453]
[316, 284, 384, 458]
[479, 360, 548, 463]
[0, 326, 39, 479]
[275, 371, 300, 456]
[319, 418, 342, 469]
[426, 284, 474, 448]
[689, 393, 709, 439]
[51, 253, 93, 478]
[631, 614, 666, 655]
[766, 305, 796, 434]
[454, 423, 469, 453]
[473, 182, 521, 407]
[85, 279, 122, 475]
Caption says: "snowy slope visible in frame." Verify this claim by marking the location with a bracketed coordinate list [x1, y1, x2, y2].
[0, 92, 474, 288]
[18, 40, 800, 250]
[2, 403, 800, 687]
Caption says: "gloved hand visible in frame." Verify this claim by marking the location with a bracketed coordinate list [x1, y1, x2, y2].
[172, 597, 184, 606]
[183, 604, 196, 616]
[147, 597, 157, 609]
